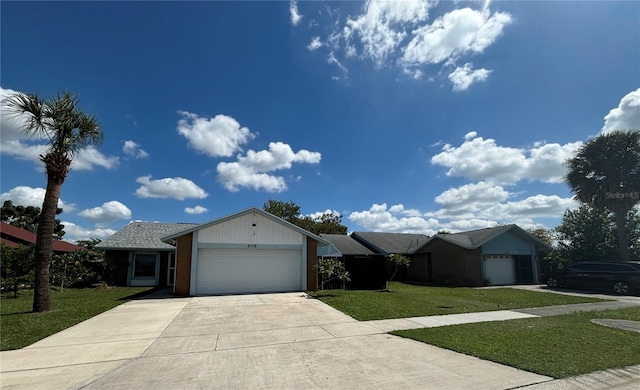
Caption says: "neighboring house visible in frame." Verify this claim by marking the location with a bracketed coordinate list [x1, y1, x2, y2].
[96, 222, 198, 287]
[320, 234, 386, 289]
[0, 221, 85, 254]
[351, 232, 430, 257]
[161, 208, 330, 296]
[410, 224, 552, 286]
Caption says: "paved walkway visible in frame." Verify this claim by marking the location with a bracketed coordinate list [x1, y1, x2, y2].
[364, 299, 640, 333]
[1, 287, 639, 389]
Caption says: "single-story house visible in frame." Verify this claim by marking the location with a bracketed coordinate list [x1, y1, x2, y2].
[96, 222, 198, 287]
[320, 234, 386, 289]
[0, 221, 85, 254]
[161, 208, 329, 296]
[409, 224, 552, 286]
[98, 208, 330, 296]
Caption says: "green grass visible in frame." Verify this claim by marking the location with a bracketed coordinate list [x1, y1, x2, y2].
[392, 307, 640, 378]
[1, 287, 152, 351]
[311, 282, 607, 320]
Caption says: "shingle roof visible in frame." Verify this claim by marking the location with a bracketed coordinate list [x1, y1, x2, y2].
[424, 224, 552, 251]
[351, 231, 430, 255]
[321, 234, 375, 256]
[440, 225, 513, 248]
[96, 222, 198, 250]
[0, 221, 85, 253]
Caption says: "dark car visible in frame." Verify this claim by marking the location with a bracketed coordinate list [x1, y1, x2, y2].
[546, 261, 640, 295]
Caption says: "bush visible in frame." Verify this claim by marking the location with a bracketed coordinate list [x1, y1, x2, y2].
[0, 244, 35, 297]
[50, 250, 105, 289]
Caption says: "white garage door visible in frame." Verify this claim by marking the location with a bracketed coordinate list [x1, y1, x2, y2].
[196, 248, 302, 295]
[485, 255, 515, 285]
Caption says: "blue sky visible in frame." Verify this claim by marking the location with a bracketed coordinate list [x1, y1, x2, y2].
[1, 0, 639, 243]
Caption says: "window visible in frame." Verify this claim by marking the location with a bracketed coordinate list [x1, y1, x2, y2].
[134, 254, 157, 278]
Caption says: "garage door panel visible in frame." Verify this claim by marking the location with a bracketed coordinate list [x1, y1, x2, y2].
[485, 256, 515, 285]
[197, 248, 301, 295]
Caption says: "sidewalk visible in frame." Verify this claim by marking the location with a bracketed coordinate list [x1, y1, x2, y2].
[363, 299, 640, 333]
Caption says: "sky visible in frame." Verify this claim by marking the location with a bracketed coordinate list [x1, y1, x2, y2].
[1, 0, 639, 243]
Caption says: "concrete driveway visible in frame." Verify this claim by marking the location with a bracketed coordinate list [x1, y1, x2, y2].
[1, 292, 550, 390]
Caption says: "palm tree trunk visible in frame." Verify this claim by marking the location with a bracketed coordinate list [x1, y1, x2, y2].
[32, 175, 63, 312]
[615, 211, 630, 262]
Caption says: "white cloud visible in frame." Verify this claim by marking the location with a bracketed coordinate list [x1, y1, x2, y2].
[601, 88, 640, 134]
[448, 63, 491, 91]
[71, 146, 119, 170]
[78, 201, 132, 223]
[348, 203, 440, 234]
[61, 221, 116, 243]
[177, 111, 255, 158]
[350, 192, 577, 235]
[307, 37, 323, 51]
[185, 205, 208, 215]
[0, 186, 73, 211]
[327, 51, 349, 79]
[343, 0, 432, 65]
[435, 181, 509, 212]
[290, 0, 303, 26]
[122, 140, 149, 159]
[302, 3, 511, 90]
[480, 194, 578, 219]
[402, 8, 512, 67]
[431, 132, 582, 184]
[1, 87, 119, 171]
[217, 141, 321, 192]
[135, 175, 208, 200]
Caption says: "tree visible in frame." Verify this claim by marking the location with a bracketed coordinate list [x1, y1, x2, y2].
[263, 200, 348, 235]
[315, 257, 350, 290]
[565, 130, 640, 261]
[263, 200, 301, 223]
[3, 92, 102, 312]
[553, 204, 640, 263]
[525, 227, 555, 247]
[387, 254, 410, 290]
[1, 200, 66, 239]
[0, 244, 34, 298]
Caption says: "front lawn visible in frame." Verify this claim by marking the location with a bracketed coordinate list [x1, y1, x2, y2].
[1, 287, 152, 351]
[311, 282, 606, 320]
[392, 307, 640, 378]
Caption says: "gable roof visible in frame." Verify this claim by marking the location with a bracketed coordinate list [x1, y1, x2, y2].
[420, 224, 553, 251]
[320, 234, 376, 256]
[161, 207, 330, 246]
[0, 221, 85, 253]
[351, 231, 430, 255]
[96, 222, 199, 251]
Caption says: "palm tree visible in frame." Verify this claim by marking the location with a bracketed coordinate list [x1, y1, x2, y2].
[3, 92, 102, 312]
[565, 130, 640, 262]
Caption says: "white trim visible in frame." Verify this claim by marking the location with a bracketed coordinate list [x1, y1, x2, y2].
[168, 252, 176, 287]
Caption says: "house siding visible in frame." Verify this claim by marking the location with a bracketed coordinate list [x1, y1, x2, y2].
[174, 233, 193, 297]
[197, 213, 302, 245]
[483, 230, 535, 254]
